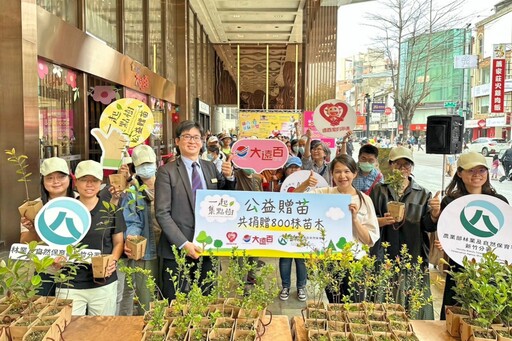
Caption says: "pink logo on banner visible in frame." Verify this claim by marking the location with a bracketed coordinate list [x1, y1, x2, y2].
[303, 111, 335, 148]
[231, 139, 288, 173]
[313, 99, 356, 138]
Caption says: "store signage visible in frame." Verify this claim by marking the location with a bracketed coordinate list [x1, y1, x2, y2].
[193, 190, 354, 257]
[372, 103, 385, 113]
[438, 195, 512, 265]
[384, 107, 392, 115]
[477, 119, 486, 128]
[454, 55, 478, 69]
[491, 44, 507, 113]
[465, 120, 479, 128]
[279, 170, 329, 193]
[313, 99, 356, 138]
[239, 112, 300, 139]
[230, 139, 288, 173]
[472, 80, 512, 97]
[444, 102, 458, 108]
[486, 116, 507, 127]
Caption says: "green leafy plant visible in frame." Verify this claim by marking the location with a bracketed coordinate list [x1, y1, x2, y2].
[446, 250, 510, 332]
[386, 168, 406, 198]
[0, 241, 86, 315]
[5, 148, 33, 202]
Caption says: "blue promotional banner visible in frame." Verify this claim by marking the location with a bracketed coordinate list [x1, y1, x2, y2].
[193, 190, 353, 257]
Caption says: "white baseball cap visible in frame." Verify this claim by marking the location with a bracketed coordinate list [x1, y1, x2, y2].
[40, 157, 70, 176]
[75, 160, 103, 181]
[131, 145, 157, 167]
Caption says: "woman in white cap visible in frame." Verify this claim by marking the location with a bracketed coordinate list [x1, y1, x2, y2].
[432, 152, 508, 319]
[20, 157, 74, 243]
[20, 157, 75, 296]
[369, 146, 439, 319]
[118, 145, 159, 316]
[55, 160, 125, 316]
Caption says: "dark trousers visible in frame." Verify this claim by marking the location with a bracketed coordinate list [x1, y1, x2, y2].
[504, 161, 512, 178]
[161, 256, 214, 301]
[325, 274, 365, 304]
[440, 261, 462, 320]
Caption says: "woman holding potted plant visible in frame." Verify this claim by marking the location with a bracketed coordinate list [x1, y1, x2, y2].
[369, 146, 439, 319]
[20, 157, 75, 296]
[432, 152, 509, 320]
[296, 154, 380, 302]
[119, 144, 160, 316]
[55, 160, 125, 316]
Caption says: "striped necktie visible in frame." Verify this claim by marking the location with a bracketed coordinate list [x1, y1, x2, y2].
[191, 162, 203, 201]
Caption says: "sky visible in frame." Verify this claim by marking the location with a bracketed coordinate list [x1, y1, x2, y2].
[337, 0, 498, 62]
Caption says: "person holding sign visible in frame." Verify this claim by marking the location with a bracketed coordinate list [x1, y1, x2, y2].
[155, 120, 236, 300]
[20, 157, 75, 296]
[369, 146, 438, 320]
[56, 160, 126, 316]
[295, 154, 379, 303]
[431, 152, 508, 319]
[301, 129, 332, 186]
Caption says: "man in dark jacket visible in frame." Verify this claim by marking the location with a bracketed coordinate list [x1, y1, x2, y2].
[499, 146, 512, 182]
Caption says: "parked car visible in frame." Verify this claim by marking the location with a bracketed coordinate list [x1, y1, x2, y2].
[468, 137, 508, 157]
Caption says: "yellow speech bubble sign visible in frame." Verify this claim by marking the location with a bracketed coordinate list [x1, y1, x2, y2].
[99, 98, 154, 147]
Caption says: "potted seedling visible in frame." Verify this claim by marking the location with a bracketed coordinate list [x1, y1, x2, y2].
[123, 184, 148, 261]
[91, 201, 120, 280]
[385, 169, 406, 222]
[5, 148, 43, 221]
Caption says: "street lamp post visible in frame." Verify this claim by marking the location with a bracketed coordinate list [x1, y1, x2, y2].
[365, 93, 371, 140]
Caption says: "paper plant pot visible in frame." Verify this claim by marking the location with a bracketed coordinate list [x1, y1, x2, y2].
[18, 200, 43, 221]
[91, 254, 114, 279]
[126, 237, 147, 261]
[21, 326, 50, 341]
[108, 174, 127, 191]
[387, 201, 405, 222]
[445, 306, 469, 337]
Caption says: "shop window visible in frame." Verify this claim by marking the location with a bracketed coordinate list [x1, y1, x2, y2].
[37, 59, 82, 169]
[165, 0, 177, 83]
[85, 0, 117, 49]
[125, 0, 145, 63]
[149, 0, 163, 75]
[37, 0, 78, 26]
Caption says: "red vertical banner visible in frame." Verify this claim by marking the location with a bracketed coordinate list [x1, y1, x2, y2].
[491, 59, 506, 113]
[491, 44, 507, 114]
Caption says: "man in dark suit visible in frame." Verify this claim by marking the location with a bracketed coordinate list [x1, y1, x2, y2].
[155, 120, 235, 300]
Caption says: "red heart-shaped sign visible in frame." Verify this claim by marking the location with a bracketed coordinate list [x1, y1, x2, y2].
[319, 102, 349, 126]
[226, 232, 238, 242]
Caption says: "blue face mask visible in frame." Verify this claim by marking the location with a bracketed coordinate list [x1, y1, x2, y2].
[136, 163, 157, 179]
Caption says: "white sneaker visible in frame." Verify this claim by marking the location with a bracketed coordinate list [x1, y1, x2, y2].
[297, 287, 307, 302]
[279, 287, 290, 301]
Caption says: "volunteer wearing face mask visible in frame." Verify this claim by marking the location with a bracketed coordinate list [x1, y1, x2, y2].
[201, 135, 226, 162]
[290, 139, 306, 158]
[340, 131, 384, 195]
[118, 144, 160, 316]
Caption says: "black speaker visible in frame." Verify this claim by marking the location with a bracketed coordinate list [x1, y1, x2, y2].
[426, 115, 464, 154]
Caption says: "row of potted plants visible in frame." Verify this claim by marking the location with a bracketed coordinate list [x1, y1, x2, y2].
[443, 250, 512, 341]
[121, 247, 279, 341]
[281, 230, 431, 341]
[0, 242, 86, 341]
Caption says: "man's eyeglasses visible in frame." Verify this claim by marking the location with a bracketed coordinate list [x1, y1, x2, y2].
[464, 168, 488, 175]
[180, 134, 202, 142]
